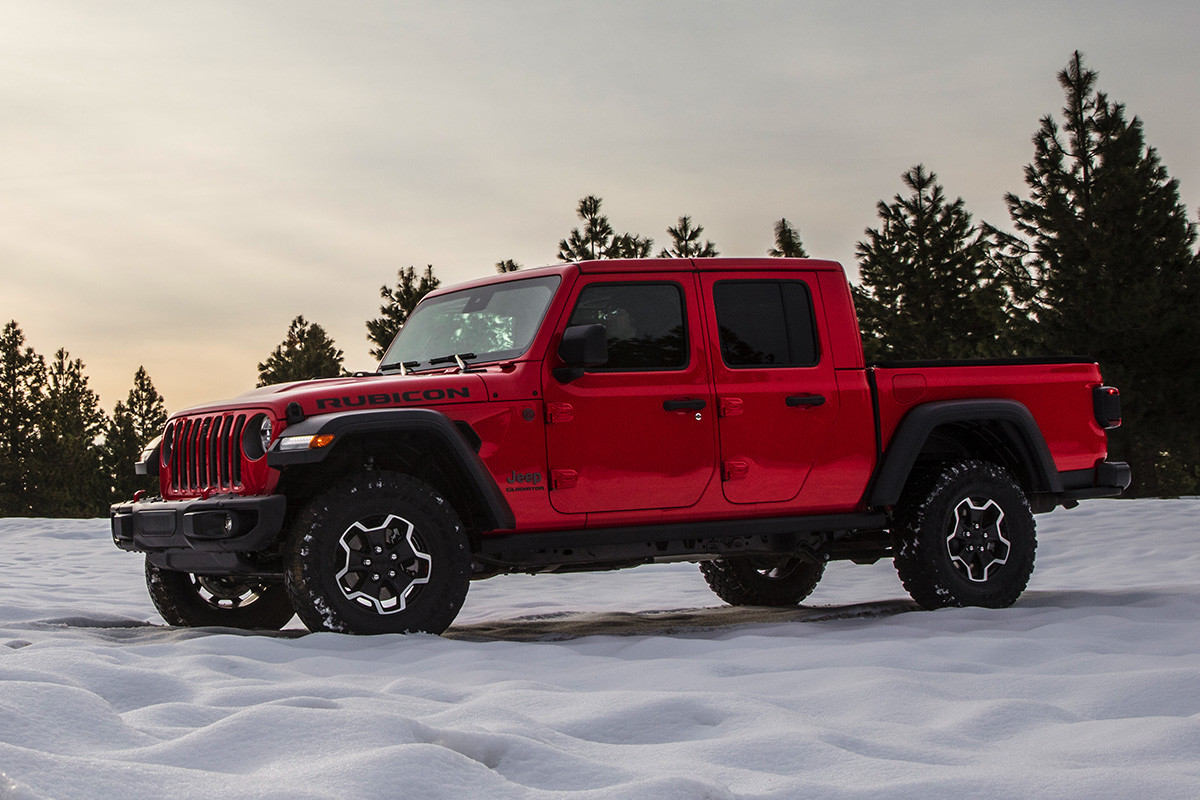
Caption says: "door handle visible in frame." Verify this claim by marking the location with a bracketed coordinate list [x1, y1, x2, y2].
[786, 394, 826, 408]
[663, 399, 707, 411]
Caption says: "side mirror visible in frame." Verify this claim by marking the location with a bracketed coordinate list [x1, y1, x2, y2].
[554, 324, 608, 383]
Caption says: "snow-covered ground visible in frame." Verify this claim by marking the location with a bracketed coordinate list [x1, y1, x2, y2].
[2, 499, 1199, 799]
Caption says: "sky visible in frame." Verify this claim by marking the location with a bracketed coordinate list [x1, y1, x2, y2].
[2, 1, 1198, 413]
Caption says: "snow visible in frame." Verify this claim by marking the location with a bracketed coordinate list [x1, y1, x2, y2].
[2, 499, 1200, 799]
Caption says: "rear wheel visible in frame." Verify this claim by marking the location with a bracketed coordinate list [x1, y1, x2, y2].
[700, 555, 825, 606]
[145, 558, 295, 630]
[893, 459, 1036, 609]
[285, 472, 471, 635]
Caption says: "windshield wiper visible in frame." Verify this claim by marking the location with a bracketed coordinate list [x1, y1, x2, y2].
[428, 352, 480, 372]
[379, 360, 420, 376]
[380, 353, 481, 375]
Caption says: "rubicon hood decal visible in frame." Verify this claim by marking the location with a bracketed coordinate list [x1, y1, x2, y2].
[177, 374, 488, 417]
[316, 385, 473, 410]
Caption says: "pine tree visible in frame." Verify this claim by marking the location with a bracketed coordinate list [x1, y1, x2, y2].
[495, 259, 522, 274]
[557, 196, 653, 261]
[853, 164, 1025, 362]
[657, 215, 719, 258]
[0, 321, 46, 516]
[103, 367, 168, 502]
[1001, 51, 1200, 495]
[607, 233, 655, 258]
[366, 265, 440, 359]
[32, 349, 108, 517]
[257, 316, 346, 387]
[104, 402, 142, 502]
[125, 366, 167, 445]
[558, 196, 612, 261]
[768, 218, 808, 257]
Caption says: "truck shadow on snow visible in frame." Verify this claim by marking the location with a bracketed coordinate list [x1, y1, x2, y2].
[17, 600, 917, 643]
[443, 600, 921, 642]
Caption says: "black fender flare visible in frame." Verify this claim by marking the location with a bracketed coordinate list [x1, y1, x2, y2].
[865, 399, 1063, 508]
[268, 407, 515, 531]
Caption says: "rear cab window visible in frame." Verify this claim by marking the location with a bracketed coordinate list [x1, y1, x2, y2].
[712, 280, 820, 367]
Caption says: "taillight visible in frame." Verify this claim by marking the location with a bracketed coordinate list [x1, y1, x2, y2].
[1093, 385, 1122, 429]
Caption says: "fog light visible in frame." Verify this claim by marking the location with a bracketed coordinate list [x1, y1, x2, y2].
[185, 510, 238, 539]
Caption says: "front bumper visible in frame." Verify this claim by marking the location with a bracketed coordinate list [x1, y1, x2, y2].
[111, 494, 287, 574]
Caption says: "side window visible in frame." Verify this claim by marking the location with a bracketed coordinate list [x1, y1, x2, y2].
[713, 280, 819, 367]
[567, 282, 687, 370]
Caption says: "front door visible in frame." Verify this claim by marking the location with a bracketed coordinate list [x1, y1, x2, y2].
[544, 274, 717, 514]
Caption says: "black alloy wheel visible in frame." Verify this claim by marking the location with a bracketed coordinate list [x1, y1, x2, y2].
[893, 459, 1036, 610]
[145, 558, 296, 630]
[285, 472, 471, 635]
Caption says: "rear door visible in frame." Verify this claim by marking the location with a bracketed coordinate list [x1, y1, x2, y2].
[700, 272, 840, 504]
[543, 273, 717, 514]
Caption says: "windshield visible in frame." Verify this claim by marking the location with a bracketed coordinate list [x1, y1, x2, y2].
[380, 274, 561, 371]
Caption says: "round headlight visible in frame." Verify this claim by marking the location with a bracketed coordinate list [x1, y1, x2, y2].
[242, 413, 273, 460]
[161, 423, 175, 465]
[260, 416, 273, 453]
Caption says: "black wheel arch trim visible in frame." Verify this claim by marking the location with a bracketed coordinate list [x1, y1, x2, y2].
[268, 407, 515, 531]
[866, 399, 1063, 508]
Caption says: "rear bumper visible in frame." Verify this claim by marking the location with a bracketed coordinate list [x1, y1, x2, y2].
[1060, 461, 1131, 501]
[111, 494, 287, 555]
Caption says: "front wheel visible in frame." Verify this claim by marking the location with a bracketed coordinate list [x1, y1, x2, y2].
[893, 459, 1036, 610]
[285, 472, 472, 635]
[145, 558, 295, 630]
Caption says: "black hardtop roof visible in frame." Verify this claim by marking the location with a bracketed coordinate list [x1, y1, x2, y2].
[422, 257, 846, 299]
[570, 257, 845, 274]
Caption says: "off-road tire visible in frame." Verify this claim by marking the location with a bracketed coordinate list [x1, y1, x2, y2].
[145, 558, 295, 630]
[893, 459, 1036, 610]
[285, 471, 471, 635]
[700, 555, 826, 607]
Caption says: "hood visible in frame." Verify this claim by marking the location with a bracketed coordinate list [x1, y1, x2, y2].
[176, 372, 490, 420]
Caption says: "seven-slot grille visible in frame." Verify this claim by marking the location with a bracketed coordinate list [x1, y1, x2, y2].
[168, 413, 248, 494]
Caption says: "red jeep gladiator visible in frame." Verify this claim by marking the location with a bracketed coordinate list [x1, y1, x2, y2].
[111, 258, 1130, 634]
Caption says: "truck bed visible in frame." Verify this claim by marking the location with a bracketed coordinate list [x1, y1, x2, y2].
[871, 358, 1109, 476]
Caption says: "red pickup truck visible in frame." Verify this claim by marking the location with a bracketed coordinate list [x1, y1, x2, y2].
[111, 258, 1129, 634]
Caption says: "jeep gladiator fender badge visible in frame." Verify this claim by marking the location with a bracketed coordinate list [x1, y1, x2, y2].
[316, 387, 471, 410]
[505, 470, 545, 493]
